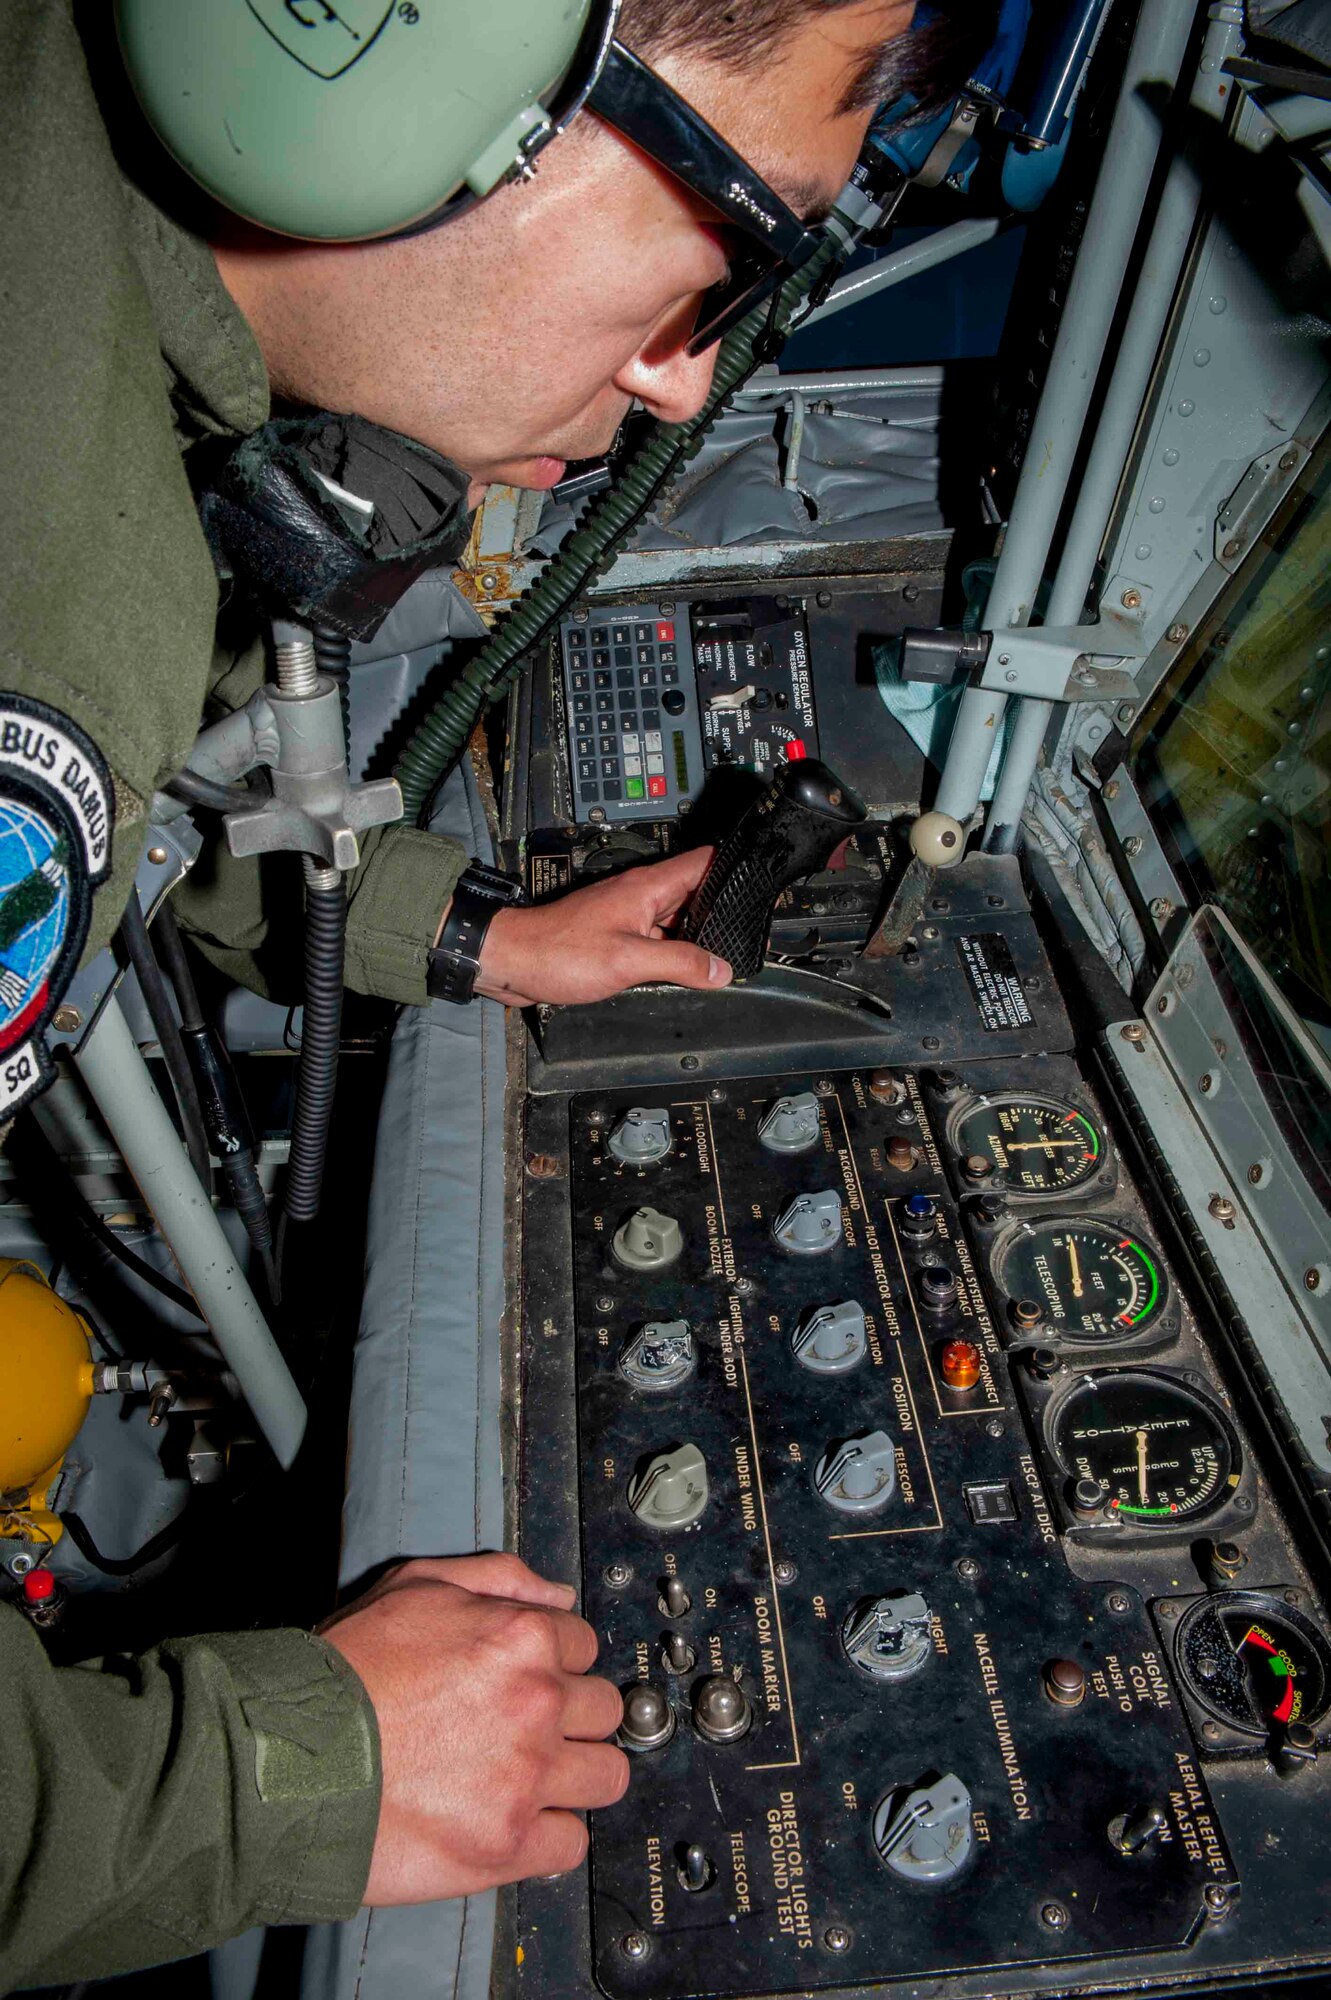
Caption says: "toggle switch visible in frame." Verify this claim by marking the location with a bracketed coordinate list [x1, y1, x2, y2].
[612, 1206, 683, 1271]
[619, 1682, 676, 1753]
[842, 1592, 933, 1682]
[1109, 1803, 1168, 1855]
[679, 1843, 715, 1892]
[628, 1443, 709, 1529]
[692, 1674, 752, 1743]
[758, 1092, 822, 1155]
[608, 1106, 673, 1165]
[813, 1431, 897, 1514]
[873, 1775, 974, 1883]
[619, 1320, 695, 1393]
[661, 1575, 691, 1619]
[791, 1300, 867, 1375]
[662, 1630, 696, 1675]
[773, 1189, 843, 1256]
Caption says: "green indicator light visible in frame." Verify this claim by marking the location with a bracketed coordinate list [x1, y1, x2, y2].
[626, 777, 645, 801]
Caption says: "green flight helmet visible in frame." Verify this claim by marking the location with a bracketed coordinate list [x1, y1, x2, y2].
[114, 0, 619, 242]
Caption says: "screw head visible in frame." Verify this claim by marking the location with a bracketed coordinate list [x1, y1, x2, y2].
[1305, 1267, 1322, 1292]
[1208, 1194, 1236, 1224]
[147, 845, 169, 865]
[1106, 1590, 1132, 1614]
[956, 1556, 981, 1580]
[1204, 1883, 1231, 1916]
[823, 1925, 852, 1953]
[1121, 1022, 1145, 1044]
[51, 1004, 82, 1034]
[1222, 538, 1242, 561]
[526, 1153, 563, 1179]
[1120, 589, 1142, 611]
[1122, 835, 1143, 859]
[1167, 622, 1190, 644]
[679, 1055, 700, 1071]
[8, 1550, 35, 1576]
[985, 1417, 1005, 1439]
[479, 571, 500, 591]
[1104, 779, 1120, 800]
[620, 1932, 650, 1961]
[773, 1558, 798, 1586]
[1041, 1902, 1070, 1931]
[1199, 1073, 1213, 1094]
[659, 601, 676, 616]
[1149, 896, 1174, 922]
[604, 1562, 634, 1589]
[1279, 448, 1299, 472]
[1117, 703, 1137, 726]
[922, 1035, 941, 1052]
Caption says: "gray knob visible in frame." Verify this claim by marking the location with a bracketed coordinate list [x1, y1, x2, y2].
[773, 1189, 843, 1256]
[619, 1320, 695, 1393]
[692, 1674, 752, 1743]
[612, 1206, 683, 1271]
[758, 1092, 822, 1155]
[608, 1106, 673, 1165]
[813, 1431, 897, 1514]
[873, 1775, 974, 1882]
[841, 1592, 933, 1682]
[791, 1300, 867, 1375]
[627, 1443, 709, 1529]
[619, 1682, 675, 1753]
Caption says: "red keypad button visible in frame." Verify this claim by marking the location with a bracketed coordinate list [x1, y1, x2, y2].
[647, 775, 668, 799]
[656, 621, 675, 644]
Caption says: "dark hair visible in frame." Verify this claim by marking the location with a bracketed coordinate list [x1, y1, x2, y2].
[618, 1, 995, 116]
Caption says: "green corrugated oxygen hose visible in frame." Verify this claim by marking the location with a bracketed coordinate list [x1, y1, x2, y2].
[394, 235, 846, 824]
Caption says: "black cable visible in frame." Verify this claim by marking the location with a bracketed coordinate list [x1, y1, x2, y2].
[282, 872, 347, 1228]
[60, 1501, 202, 1577]
[5, 1112, 204, 1321]
[118, 891, 213, 1189]
[314, 624, 353, 756]
[162, 767, 267, 815]
[150, 900, 204, 1031]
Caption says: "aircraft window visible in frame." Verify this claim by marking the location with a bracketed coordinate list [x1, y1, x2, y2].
[1134, 437, 1331, 1035]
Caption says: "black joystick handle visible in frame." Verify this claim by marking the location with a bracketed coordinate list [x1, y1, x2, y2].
[682, 757, 867, 980]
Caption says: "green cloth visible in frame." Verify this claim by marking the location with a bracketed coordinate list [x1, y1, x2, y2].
[0, 0, 469, 1007]
[0, 1608, 381, 1989]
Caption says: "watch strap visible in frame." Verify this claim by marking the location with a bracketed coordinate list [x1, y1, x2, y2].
[426, 860, 523, 1005]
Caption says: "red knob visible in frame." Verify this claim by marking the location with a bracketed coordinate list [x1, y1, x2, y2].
[22, 1567, 56, 1604]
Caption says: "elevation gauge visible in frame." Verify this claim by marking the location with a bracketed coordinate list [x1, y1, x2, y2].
[949, 1092, 1107, 1197]
[1174, 1592, 1331, 1738]
[1045, 1368, 1242, 1530]
[992, 1217, 1169, 1342]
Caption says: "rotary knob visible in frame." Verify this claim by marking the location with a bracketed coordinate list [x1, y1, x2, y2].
[813, 1430, 897, 1514]
[692, 1675, 752, 1743]
[608, 1107, 673, 1165]
[618, 1320, 695, 1394]
[612, 1206, 683, 1271]
[841, 1592, 933, 1682]
[758, 1092, 822, 1155]
[873, 1775, 974, 1883]
[791, 1300, 867, 1375]
[627, 1443, 709, 1529]
[773, 1189, 843, 1255]
[619, 1682, 675, 1753]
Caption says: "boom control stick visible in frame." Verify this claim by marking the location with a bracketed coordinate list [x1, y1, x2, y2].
[682, 758, 867, 981]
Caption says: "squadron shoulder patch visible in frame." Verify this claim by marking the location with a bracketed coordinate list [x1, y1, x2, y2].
[0, 696, 112, 1118]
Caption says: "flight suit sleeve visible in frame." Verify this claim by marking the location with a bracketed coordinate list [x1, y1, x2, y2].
[0, 1605, 381, 1989]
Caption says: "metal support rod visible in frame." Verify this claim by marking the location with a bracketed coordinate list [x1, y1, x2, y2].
[936, 0, 1201, 827]
[799, 218, 1004, 329]
[984, 3, 1239, 855]
[74, 997, 307, 1469]
[734, 366, 945, 400]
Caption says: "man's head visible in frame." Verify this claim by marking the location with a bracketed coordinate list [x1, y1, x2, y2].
[213, 0, 976, 498]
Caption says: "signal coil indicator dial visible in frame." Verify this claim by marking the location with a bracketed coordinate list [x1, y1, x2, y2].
[949, 1092, 1107, 1196]
[1175, 1592, 1331, 1737]
[992, 1217, 1169, 1341]
[1045, 1369, 1242, 1529]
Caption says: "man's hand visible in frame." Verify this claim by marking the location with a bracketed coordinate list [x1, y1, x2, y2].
[319, 1554, 627, 1905]
[473, 848, 731, 1008]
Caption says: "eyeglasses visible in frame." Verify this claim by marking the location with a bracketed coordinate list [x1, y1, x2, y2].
[586, 42, 828, 355]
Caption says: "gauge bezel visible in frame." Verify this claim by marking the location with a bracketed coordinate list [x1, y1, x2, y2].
[1154, 1589, 1331, 1755]
[943, 1089, 1114, 1205]
[1030, 1364, 1249, 1545]
[986, 1213, 1176, 1352]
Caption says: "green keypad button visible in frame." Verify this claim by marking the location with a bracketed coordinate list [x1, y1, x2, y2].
[626, 776, 645, 800]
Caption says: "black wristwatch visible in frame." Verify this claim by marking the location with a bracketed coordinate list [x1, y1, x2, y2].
[426, 860, 524, 1005]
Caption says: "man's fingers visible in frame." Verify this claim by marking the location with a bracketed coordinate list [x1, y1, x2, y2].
[510, 1809, 591, 1881]
[617, 937, 732, 992]
[540, 1608, 601, 1673]
[635, 844, 714, 920]
[388, 1554, 578, 1608]
[562, 1670, 629, 1740]
[545, 1739, 631, 1811]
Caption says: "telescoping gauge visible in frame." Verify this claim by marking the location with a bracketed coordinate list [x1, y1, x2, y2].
[949, 1092, 1107, 1196]
[992, 1216, 1169, 1341]
[1045, 1368, 1242, 1529]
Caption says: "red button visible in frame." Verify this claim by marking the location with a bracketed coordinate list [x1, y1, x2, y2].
[23, 1569, 55, 1604]
[785, 739, 808, 760]
[656, 621, 675, 643]
[648, 776, 668, 798]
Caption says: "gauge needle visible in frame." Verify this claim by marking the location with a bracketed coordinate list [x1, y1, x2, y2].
[1136, 1429, 1149, 1506]
[1005, 1139, 1080, 1150]
[1068, 1239, 1084, 1299]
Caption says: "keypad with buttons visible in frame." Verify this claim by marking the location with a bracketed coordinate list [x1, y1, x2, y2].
[560, 604, 705, 823]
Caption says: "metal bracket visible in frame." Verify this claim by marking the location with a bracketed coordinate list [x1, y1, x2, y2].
[914, 96, 985, 189]
[977, 623, 1144, 701]
[47, 819, 200, 1055]
[1215, 441, 1307, 570]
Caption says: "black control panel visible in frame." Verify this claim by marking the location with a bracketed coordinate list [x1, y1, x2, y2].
[516, 1046, 1331, 2000]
